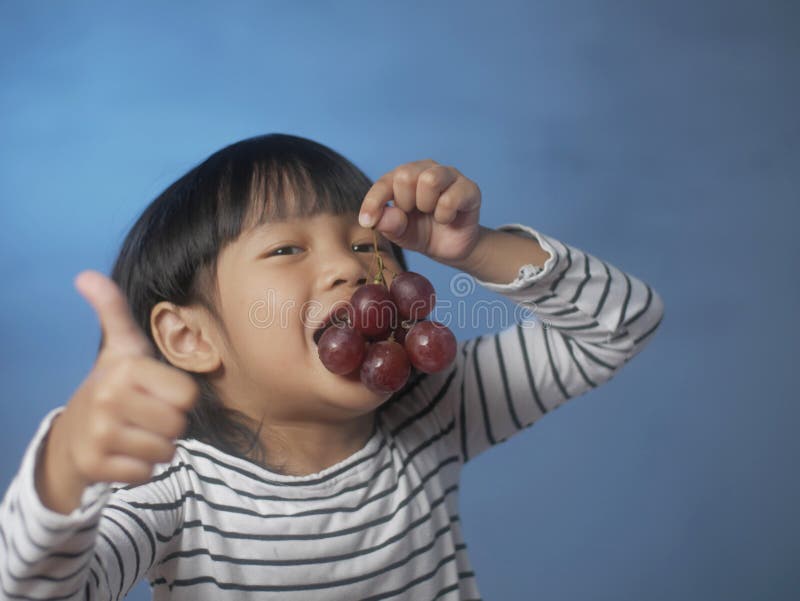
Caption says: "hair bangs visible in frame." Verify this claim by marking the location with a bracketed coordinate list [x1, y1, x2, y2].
[230, 142, 372, 234]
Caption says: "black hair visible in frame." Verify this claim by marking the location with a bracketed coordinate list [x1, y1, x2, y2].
[107, 133, 408, 467]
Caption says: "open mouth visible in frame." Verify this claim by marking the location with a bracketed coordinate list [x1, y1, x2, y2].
[312, 307, 352, 346]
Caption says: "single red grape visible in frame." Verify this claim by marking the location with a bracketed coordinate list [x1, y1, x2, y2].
[404, 320, 457, 373]
[359, 340, 411, 394]
[390, 271, 436, 321]
[317, 325, 366, 375]
[350, 284, 398, 338]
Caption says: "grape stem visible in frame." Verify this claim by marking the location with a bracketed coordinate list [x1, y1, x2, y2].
[370, 228, 397, 286]
[370, 228, 400, 344]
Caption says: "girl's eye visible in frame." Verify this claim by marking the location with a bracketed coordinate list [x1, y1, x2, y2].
[353, 243, 392, 253]
[269, 245, 303, 257]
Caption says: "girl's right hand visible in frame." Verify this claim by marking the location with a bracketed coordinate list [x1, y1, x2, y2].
[34, 270, 200, 514]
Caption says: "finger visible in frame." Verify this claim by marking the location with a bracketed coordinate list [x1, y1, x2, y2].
[117, 389, 189, 440]
[416, 165, 458, 214]
[359, 178, 393, 229]
[75, 270, 153, 357]
[123, 357, 199, 412]
[375, 207, 429, 252]
[392, 163, 428, 213]
[433, 177, 482, 225]
[433, 204, 457, 225]
[107, 424, 178, 465]
[359, 160, 437, 229]
[373, 206, 409, 240]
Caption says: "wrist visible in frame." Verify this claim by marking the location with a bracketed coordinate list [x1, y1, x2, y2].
[440, 226, 552, 285]
[439, 225, 492, 274]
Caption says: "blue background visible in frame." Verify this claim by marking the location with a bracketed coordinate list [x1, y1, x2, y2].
[1, 1, 798, 599]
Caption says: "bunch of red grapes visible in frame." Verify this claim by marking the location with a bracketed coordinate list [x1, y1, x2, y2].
[315, 244, 457, 394]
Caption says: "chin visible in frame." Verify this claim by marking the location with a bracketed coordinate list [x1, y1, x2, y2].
[319, 372, 390, 412]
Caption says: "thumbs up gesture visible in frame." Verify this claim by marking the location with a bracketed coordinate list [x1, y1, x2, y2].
[34, 270, 200, 514]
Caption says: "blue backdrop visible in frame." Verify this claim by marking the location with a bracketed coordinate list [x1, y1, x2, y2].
[1, 1, 798, 599]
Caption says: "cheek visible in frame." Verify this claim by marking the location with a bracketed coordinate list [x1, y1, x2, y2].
[221, 287, 301, 358]
[244, 289, 297, 331]
[232, 316, 306, 378]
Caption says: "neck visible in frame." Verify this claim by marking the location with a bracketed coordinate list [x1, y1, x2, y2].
[254, 412, 377, 476]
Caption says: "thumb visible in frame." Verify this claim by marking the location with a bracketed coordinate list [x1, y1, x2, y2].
[373, 206, 431, 254]
[74, 270, 154, 357]
[373, 205, 411, 244]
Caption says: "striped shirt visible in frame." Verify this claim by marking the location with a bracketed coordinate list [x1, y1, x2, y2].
[0, 223, 664, 600]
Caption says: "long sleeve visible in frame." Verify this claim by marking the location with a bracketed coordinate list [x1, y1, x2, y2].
[411, 223, 665, 463]
[0, 408, 185, 600]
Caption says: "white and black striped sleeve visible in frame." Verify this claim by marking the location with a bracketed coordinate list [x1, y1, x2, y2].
[426, 223, 665, 462]
[0, 407, 184, 600]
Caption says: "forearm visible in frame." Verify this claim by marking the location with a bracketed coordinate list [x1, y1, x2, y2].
[441, 225, 553, 285]
[425, 223, 665, 464]
[34, 412, 90, 515]
[0, 409, 109, 599]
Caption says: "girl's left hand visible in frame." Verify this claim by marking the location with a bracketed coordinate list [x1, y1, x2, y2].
[358, 160, 482, 265]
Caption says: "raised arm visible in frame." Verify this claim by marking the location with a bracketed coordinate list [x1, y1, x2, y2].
[358, 160, 664, 463]
[390, 224, 664, 462]
[0, 270, 199, 599]
[0, 408, 187, 600]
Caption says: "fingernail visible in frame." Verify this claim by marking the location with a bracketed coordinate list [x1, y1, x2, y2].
[359, 212, 373, 228]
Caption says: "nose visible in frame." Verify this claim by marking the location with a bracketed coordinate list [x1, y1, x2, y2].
[318, 246, 369, 291]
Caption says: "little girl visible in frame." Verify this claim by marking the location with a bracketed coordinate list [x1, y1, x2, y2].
[0, 134, 664, 600]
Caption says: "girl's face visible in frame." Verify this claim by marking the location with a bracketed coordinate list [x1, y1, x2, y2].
[210, 211, 404, 425]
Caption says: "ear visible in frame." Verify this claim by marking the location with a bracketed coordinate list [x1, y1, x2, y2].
[150, 301, 222, 373]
